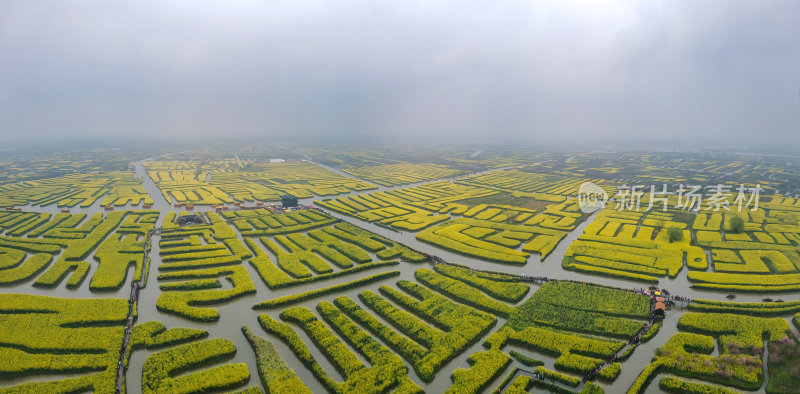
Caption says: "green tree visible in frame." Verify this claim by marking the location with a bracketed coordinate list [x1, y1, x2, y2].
[729, 216, 745, 234]
[667, 226, 683, 243]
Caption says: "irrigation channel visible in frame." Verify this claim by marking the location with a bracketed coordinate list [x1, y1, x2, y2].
[3, 153, 798, 393]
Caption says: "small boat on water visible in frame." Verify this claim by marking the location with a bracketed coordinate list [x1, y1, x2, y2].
[762, 297, 773, 302]
[726, 294, 736, 300]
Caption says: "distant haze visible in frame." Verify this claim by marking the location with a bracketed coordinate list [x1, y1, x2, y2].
[1, 0, 799, 146]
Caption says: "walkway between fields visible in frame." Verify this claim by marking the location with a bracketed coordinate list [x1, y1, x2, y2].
[114, 229, 153, 394]
[499, 367, 577, 393]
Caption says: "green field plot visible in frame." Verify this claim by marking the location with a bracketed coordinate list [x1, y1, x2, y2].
[446, 331, 511, 394]
[316, 181, 494, 231]
[145, 160, 375, 205]
[628, 312, 792, 393]
[155, 212, 255, 321]
[557, 194, 800, 290]
[254, 268, 523, 388]
[142, 338, 251, 393]
[563, 209, 704, 283]
[422, 199, 587, 263]
[342, 163, 464, 187]
[0, 210, 157, 290]
[4, 148, 800, 394]
[242, 325, 311, 394]
[507, 281, 650, 337]
[418, 217, 565, 264]
[455, 167, 616, 196]
[0, 172, 153, 208]
[0, 294, 128, 392]
[131, 321, 252, 393]
[239, 214, 426, 289]
[248, 263, 650, 391]
[129, 321, 209, 350]
[684, 195, 800, 292]
[257, 305, 422, 393]
[158, 209, 428, 321]
[319, 180, 588, 264]
[439, 280, 652, 389]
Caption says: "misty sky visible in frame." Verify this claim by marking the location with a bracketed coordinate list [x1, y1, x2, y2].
[1, 0, 799, 146]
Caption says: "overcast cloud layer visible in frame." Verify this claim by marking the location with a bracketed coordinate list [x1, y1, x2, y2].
[1, 0, 798, 145]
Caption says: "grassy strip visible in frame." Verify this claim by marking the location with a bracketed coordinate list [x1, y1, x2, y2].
[130, 321, 208, 350]
[509, 351, 543, 367]
[253, 271, 399, 309]
[156, 266, 256, 322]
[414, 268, 515, 317]
[659, 376, 742, 394]
[689, 299, 800, 316]
[142, 338, 249, 393]
[433, 264, 529, 302]
[563, 258, 660, 283]
[241, 325, 311, 394]
[444, 349, 511, 394]
[245, 235, 398, 289]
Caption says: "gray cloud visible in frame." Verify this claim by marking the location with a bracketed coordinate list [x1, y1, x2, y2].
[1, 0, 798, 146]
